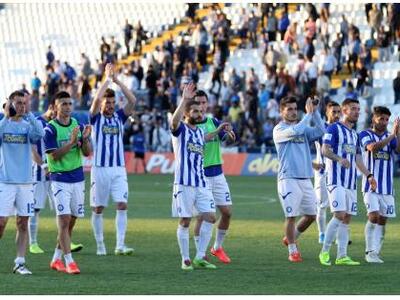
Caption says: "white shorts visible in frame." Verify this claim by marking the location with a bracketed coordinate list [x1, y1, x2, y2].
[33, 181, 55, 210]
[206, 174, 232, 207]
[51, 181, 85, 217]
[0, 183, 34, 217]
[90, 166, 129, 208]
[363, 192, 396, 218]
[277, 179, 317, 217]
[314, 173, 329, 209]
[327, 185, 357, 215]
[171, 184, 216, 218]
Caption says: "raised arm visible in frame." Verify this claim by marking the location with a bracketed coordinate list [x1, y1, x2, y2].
[90, 63, 114, 116]
[205, 122, 229, 142]
[170, 82, 196, 132]
[113, 75, 136, 116]
[366, 118, 399, 153]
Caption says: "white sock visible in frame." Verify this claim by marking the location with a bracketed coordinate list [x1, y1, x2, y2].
[364, 220, 376, 253]
[52, 248, 63, 262]
[288, 243, 297, 255]
[177, 225, 190, 261]
[317, 207, 326, 234]
[29, 212, 39, 245]
[337, 223, 349, 259]
[294, 228, 302, 240]
[91, 212, 104, 245]
[116, 210, 127, 249]
[64, 253, 74, 265]
[194, 235, 200, 252]
[322, 217, 341, 252]
[14, 256, 25, 265]
[213, 229, 227, 250]
[375, 224, 385, 254]
[196, 221, 213, 259]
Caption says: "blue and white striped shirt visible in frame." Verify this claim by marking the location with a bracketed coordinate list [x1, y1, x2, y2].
[359, 129, 397, 195]
[171, 122, 207, 188]
[32, 116, 49, 182]
[90, 109, 127, 167]
[323, 122, 360, 190]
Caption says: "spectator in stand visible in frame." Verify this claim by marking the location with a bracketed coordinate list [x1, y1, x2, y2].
[316, 70, 331, 97]
[64, 62, 77, 82]
[194, 23, 209, 71]
[303, 37, 315, 61]
[31, 71, 41, 93]
[77, 76, 92, 110]
[248, 11, 259, 48]
[94, 59, 104, 88]
[265, 44, 280, 71]
[79, 53, 92, 78]
[283, 23, 298, 54]
[228, 95, 242, 127]
[368, 4, 383, 40]
[345, 81, 358, 100]
[110, 36, 122, 61]
[266, 10, 278, 42]
[305, 55, 318, 90]
[151, 116, 171, 152]
[340, 14, 349, 45]
[275, 75, 290, 103]
[133, 60, 144, 89]
[130, 124, 147, 173]
[278, 7, 290, 39]
[123, 19, 134, 56]
[134, 21, 146, 54]
[261, 118, 275, 146]
[46, 45, 55, 67]
[318, 47, 337, 80]
[145, 65, 158, 109]
[319, 11, 330, 47]
[304, 17, 317, 41]
[393, 71, 400, 104]
[332, 33, 343, 74]
[258, 83, 270, 120]
[100, 36, 111, 63]
[347, 32, 361, 74]
[376, 25, 391, 62]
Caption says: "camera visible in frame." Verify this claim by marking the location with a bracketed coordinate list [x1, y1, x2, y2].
[2, 101, 17, 117]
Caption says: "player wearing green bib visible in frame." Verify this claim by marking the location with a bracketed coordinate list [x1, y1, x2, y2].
[44, 91, 92, 274]
[194, 90, 236, 264]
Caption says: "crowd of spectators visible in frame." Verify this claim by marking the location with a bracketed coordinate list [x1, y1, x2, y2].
[16, 3, 400, 154]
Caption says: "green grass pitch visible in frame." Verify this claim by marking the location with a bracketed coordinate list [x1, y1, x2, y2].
[1, 174, 400, 294]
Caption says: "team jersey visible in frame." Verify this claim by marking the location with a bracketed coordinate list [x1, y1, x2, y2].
[32, 116, 49, 182]
[273, 112, 325, 180]
[0, 113, 44, 183]
[323, 122, 361, 190]
[90, 109, 127, 167]
[43, 118, 85, 183]
[359, 129, 397, 195]
[171, 121, 206, 188]
[196, 117, 228, 177]
[314, 122, 329, 177]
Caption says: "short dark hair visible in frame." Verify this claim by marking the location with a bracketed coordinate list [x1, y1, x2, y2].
[279, 96, 297, 110]
[104, 88, 115, 98]
[54, 91, 71, 102]
[185, 100, 200, 112]
[341, 98, 359, 107]
[195, 90, 208, 100]
[373, 106, 391, 117]
[8, 90, 25, 101]
[326, 100, 340, 109]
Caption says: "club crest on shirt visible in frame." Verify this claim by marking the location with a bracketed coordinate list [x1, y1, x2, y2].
[3, 133, 27, 144]
[343, 143, 356, 155]
[102, 125, 119, 135]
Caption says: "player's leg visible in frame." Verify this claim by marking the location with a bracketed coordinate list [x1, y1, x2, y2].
[210, 174, 232, 263]
[13, 184, 34, 275]
[0, 217, 9, 239]
[363, 192, 381, 262]
[112, 168, 132, 255]
[319, 185, 346, 265]
[192, 187, 217, 269]
[295, 179, 317, 241]
[375, 195, 396, 259]
[193, 215, 202, 251]
[0, 182, 13, 239]
[29, 181, 46, 253]
[172, 185, 194, 270]
[90, 167, 109, 255]
[278, 179, 303, 261]
[315, 175, 329, 243]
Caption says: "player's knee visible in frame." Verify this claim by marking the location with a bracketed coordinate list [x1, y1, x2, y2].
[93, 206, 104, 214]
[16, 217, 29, 232]
[220, 207, 232, 219]
[368, 212, 379, 223]
[179, 218, 191, 227]
[117, 202, 127, 210]
[0, 220, 6, 238]
[203, 213, 216, 224]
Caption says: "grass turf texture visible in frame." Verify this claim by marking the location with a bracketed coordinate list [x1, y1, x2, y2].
[1, 174, 400, 294]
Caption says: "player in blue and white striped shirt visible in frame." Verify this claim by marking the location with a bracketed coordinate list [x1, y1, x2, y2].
[89, 63, 136, 256]
[170, 82, 229, 271]
[319, 98, 377, 266]
[313, 101, 341, 244]
[359, 106, 400, 263]
[28, 99, 56, 254]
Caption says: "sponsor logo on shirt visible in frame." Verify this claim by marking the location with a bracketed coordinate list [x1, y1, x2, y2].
[343, 143, 356, 155]
[3, 133, 27, 144]
[290, 136, 305, 143]
[102, 125, 119, 135]
[373, 152, 390, 160]
[187, 142, 203, 155]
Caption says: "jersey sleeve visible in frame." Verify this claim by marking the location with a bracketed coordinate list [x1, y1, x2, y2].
[117, 109, 128, 123]
[90, 113, 100, 125]
[322, 124, 338, 147]
[359, 130, 373, 150]
[171, 121, 184, 137]
[43, 124, 57, 153]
